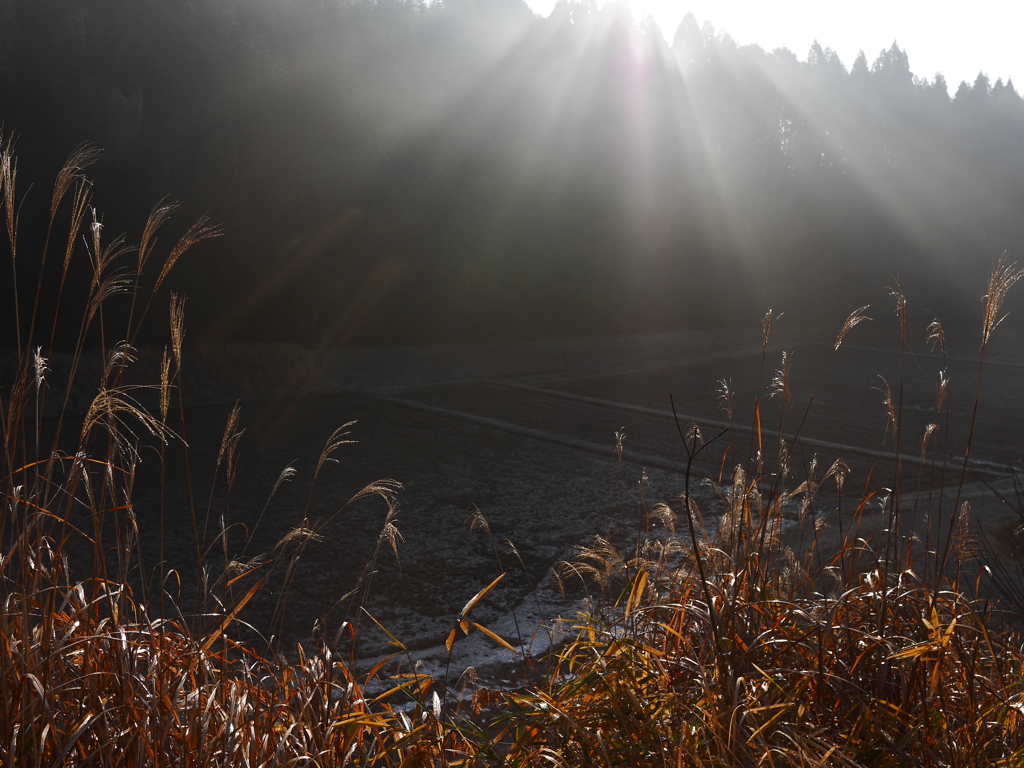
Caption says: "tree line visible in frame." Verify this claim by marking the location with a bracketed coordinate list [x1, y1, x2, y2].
[1, 0, 1022, 346]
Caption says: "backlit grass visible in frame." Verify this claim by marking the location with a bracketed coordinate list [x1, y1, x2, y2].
[3, 137, 1024, 766]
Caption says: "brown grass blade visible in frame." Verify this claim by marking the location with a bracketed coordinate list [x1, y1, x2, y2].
[200, 579, 263, 653]
[469, 622, 517, 654]
[460, 573, 505, 618]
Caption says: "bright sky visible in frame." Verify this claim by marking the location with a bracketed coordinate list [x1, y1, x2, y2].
[524, 0, 1021, 91]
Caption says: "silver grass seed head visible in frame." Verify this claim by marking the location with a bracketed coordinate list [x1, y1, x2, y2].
[32, 346, 47, 389]
[982, 254, 1024, 347]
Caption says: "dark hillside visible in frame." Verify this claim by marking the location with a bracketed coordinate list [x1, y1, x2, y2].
[2, 0, 1023, 346]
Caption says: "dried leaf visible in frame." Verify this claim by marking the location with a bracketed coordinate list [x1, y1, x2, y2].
[460, 573, 505, 618]
[470, 622, 517, 654]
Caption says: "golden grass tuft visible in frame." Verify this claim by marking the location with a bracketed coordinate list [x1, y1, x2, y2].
[4, 135, 1024, 767]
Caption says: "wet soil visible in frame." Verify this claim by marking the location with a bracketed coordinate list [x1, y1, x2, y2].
[36, 325, 1024, 684]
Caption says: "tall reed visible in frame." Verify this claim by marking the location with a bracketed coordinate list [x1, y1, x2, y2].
[3, 133, 1024, 767]
[498, 294, 1024, 767]
[0, 138, 484, 767]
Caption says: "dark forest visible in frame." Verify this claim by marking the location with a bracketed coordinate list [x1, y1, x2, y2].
[2, 0, 1022, 346]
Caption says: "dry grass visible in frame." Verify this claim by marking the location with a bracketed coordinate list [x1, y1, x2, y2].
[3, 136, 1024, 766]
[496, 303, 1024, 767]
[0, 138, 481, 767]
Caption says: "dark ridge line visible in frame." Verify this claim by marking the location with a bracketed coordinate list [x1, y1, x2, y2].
[378, 394, 685, 473]
[489, 381, 1008, 478]
[840, 344, 1024, 371]
[508, 345, 770, 386]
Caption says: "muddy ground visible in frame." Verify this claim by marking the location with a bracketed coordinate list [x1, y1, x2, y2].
[33, 322, 1024, 684]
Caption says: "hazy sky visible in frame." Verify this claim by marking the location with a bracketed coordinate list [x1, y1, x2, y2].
[524, 0, 1019, 91]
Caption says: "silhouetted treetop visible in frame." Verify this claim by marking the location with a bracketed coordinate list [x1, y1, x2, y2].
[1, 0, 1022, 345]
